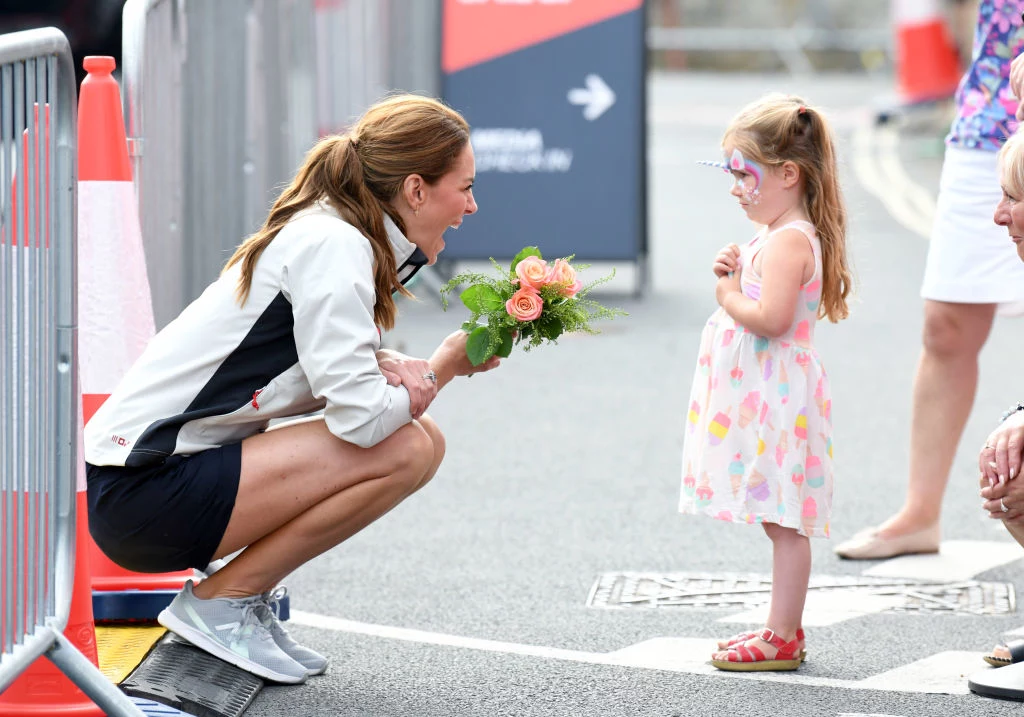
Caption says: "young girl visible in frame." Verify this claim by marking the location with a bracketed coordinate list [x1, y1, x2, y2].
[679, 94, 852, 672]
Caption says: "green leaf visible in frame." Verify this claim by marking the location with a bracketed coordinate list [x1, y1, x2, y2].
[495, 327, 514, 358]
[510, 246, 543, 274]
[465, 326, 494, 366]
[460, 284, 504, 313]
[538, 314, 564, 341]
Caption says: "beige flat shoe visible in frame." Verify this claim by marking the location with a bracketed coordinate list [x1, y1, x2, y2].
[984, 640, 1024, 668]
[833, 523, 940, 560]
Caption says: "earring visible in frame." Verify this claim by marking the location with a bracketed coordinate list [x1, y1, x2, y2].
[414, 208, 419, 216]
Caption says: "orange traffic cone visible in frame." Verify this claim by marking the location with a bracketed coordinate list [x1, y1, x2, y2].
[892, 0, 962, 104]
[77, 56, 192, 620]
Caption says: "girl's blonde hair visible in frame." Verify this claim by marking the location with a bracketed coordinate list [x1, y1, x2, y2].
[724, 94, 852, 322]
[223, 94, 471, 330]
[998, 131, 1024, 197]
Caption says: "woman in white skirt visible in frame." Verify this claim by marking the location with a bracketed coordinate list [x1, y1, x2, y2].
[836, 0, 1024, 559]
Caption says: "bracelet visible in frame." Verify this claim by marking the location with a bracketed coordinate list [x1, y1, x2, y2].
[1001, 402, 1024, 423]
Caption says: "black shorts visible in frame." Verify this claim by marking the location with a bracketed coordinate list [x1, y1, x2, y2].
[86, 443, 242, 573]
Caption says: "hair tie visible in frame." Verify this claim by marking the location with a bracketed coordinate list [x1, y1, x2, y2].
[349, 136, 359, 150]
[798, 105, 807, 115]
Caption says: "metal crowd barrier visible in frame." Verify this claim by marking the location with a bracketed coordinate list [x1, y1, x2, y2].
[122, 0, 440, 328]
[0, 27, 142, 716]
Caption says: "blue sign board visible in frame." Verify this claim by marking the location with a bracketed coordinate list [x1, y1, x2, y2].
[441, 1, 646, 266]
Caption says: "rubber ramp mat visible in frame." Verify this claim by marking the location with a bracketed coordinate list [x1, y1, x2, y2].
[96, 625, 167, 684]
[121, 636, 263, 717]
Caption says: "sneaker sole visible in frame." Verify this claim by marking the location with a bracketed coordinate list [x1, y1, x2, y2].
[157, 608, 307, 684]
[303, 662, 328, 676]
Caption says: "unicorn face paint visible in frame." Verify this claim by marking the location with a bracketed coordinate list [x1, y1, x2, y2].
[697, 148, 764, 205]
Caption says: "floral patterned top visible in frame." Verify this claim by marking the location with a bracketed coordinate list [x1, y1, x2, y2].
[948, 0, 1024, 151]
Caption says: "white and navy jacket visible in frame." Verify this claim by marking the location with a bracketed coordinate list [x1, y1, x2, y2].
[84, 203, 429, 468]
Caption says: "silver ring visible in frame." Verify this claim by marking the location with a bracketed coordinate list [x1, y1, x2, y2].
[422, 370, 437, 384]
[1001, 498, 1010, 513]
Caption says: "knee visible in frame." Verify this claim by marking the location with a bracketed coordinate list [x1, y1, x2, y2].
[416, 414, 446, 465]
[407, 415, 445, 492]
[388, 422, 436, 491]
[921, 303, 988, 358]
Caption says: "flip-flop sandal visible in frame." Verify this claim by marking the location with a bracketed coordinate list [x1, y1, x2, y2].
[711, 628, 802, 672]
[984, 640, 1024, 667]
[718, 627, 807, 661]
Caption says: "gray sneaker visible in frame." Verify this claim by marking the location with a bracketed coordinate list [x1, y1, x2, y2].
[258, 587, 329, 676]
[157, 580, 308, 684]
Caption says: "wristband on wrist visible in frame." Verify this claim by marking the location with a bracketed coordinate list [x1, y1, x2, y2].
[1001, 402, 1024, 423]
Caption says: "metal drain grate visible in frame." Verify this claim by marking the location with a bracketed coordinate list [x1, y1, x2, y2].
[121, 636, 263, 717]
[587, 572, 1016, 616]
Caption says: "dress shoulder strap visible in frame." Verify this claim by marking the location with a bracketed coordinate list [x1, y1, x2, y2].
[768, 219, 816, 239]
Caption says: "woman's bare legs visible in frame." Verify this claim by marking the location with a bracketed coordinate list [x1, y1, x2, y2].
[712, 523, 810, 660]
[192, 415, 443, 600]
[878, 300, 996, 537]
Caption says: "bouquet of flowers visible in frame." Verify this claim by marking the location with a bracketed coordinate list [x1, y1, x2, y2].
[440, 247, 625, 366]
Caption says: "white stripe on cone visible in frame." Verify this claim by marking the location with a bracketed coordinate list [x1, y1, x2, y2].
[78, 180, 155, 397]
[892, 0, 945, 26]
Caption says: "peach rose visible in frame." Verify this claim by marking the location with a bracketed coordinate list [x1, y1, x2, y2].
[563, 280, 582, 298]
[506, 286, 544, 322]
[515, 256, 552, 290]
[548, 258, 582, 297]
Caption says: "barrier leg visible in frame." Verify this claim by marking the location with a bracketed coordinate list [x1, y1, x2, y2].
[46, 630, 145, 717]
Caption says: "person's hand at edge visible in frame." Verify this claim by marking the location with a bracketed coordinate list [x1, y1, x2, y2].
[980, 409, 1024, 487]
[980, 477, 1024, 521]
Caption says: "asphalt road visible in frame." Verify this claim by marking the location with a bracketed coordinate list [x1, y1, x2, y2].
[244, 72, 1024, 717]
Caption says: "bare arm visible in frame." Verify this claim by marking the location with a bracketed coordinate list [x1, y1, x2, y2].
[718, 229, 813, 337]
[427, 330, 501, 390]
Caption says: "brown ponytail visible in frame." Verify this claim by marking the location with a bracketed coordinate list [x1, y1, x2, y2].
[223, 94, 470, 330]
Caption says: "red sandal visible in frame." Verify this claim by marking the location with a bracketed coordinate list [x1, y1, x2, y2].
[718, 627, 806, 661]
[711, 628, 802, 672]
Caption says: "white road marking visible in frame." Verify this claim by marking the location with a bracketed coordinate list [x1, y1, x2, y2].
[862, 540, 1023, 581]
[874, 127, 937, 233]
[719, 589, 904, 627]
[850, 122, 933, 240]
[289, 610, 982, 694]
[855, 651, 976, 695]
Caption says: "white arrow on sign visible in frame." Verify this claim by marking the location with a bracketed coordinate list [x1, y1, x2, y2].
[567, 74, 616, 121]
